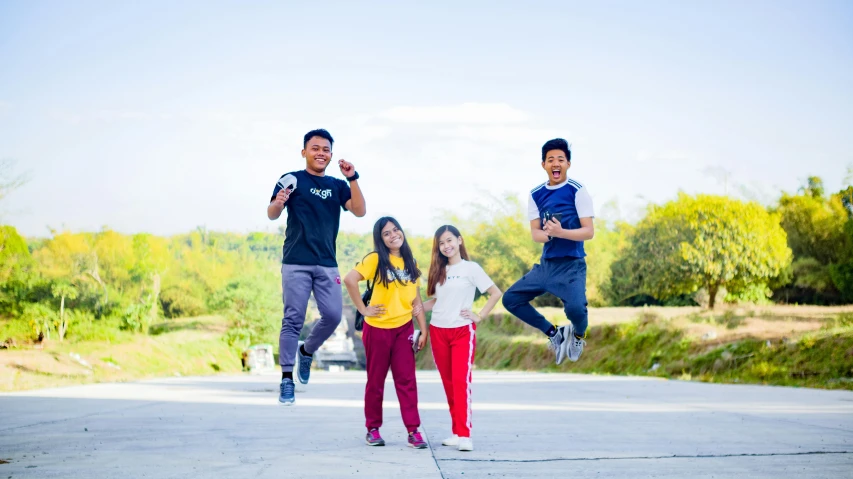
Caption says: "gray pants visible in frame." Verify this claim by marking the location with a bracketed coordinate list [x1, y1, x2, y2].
[279, 264, 343, 372]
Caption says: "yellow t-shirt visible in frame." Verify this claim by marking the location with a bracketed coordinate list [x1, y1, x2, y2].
[355, 252, 420, 329]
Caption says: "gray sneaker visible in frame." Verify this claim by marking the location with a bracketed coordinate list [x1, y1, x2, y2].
[548, 327, 567, 365]
[559, 324, 573, 363]
[567, 332, 586, 362]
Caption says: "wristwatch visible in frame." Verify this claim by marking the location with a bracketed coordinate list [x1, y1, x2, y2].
[346, 171, 359, 182]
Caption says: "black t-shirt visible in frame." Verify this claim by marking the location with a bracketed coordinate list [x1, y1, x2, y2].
[270, 170, 352, 267]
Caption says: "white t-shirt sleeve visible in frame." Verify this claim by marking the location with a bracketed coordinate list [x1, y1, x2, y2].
[527, 193, 540, 221]
[470, 262, 495, 293]
[575, 186, 595, 218]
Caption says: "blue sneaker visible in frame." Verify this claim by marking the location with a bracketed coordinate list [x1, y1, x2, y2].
[279, 378, 295, 405]
[296, 340, 313, 384]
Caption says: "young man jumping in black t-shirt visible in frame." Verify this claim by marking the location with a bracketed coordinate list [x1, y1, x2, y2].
[267, 128, 366, 405]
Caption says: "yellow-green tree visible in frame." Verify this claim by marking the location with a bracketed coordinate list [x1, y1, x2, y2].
[33, 231, 93, 283]
[0, 225, 30, 285]
[130, 234, 170, 327]
[0, 225, 33, 314]
[31, 231, 97, 337]
[94, 229, 134, 297]
[613, 194, 791, 309]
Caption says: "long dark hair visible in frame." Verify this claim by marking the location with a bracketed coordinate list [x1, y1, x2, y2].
[370, 216, 421, 288]
[427, 225, 469, 296]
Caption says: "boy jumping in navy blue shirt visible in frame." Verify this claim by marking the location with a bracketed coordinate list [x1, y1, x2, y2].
[502, 138, 595, 364]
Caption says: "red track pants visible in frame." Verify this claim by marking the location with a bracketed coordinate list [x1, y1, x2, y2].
[429, 323, 476, 438]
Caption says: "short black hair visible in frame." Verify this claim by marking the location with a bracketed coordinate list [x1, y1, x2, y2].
[303, 129, 334, 148]
[541, 138, 571, 162]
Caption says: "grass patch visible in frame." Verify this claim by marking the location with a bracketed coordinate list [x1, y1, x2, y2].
[0, 315, 241, 392]
[417, 312, 853, 390]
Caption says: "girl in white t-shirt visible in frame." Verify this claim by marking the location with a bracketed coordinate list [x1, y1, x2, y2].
[421, 225, 502, 452]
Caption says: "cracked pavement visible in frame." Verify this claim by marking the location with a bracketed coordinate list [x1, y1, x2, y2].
[1, 371, 851, 478]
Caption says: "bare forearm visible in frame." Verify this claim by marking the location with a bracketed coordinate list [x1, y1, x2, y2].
[413, 296, 427, 332]
[478, 286, 503, 318]
[532, 229, 551, 243]
[348, 180, 366, 217]
[267, 203, 284, 220]
[422, 298, 436, 312]
[553, 226, 595, 241]
[414, 309, 427, 332]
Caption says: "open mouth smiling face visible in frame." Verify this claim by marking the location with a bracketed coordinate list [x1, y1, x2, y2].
[542, 149, 569, 185]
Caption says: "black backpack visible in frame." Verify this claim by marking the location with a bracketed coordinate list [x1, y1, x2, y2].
[354, 276, 374, 332]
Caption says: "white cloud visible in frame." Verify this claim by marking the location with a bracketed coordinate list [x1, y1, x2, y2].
[323, 103, 576, 235]
[378, 103, 530, 124]
[636, 150, 691, 163]
[93, 110, 153, 121]
[48, 110, 85, 125]
[47, 109, 153, 124]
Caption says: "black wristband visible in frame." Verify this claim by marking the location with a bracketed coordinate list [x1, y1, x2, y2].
[346, 171, 359, 181]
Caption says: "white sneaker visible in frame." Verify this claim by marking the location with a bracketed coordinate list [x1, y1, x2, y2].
[442, 434, 459, 446]
[458, 437, 473, 451]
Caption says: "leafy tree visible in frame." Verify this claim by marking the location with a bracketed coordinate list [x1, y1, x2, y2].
[443, 194, 540, 293]
[584, 217, 629, 306]
[0, 226, 34, 314]
[828, 178, 853, 302]
[210, 274, 280, 350]
[829, 219, 853, 302]
[0, 225, 30, 284]
[774, 179, 850, 304]
[130, 234, 170, 320]
[33, 231, 98, 310]
[21, 303, 57, 341]
[93, 229, 134, 297]
[610, 194, 791, 308]
[801, 176, 825, 198]
[50, 282, 78, 341]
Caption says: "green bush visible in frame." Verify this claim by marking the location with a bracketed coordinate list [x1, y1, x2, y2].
[160, 284, 207, 318]
[0, 317, 33, 345]
[121, 297, 156, 333]
[20, 303, 58, 341]
[70, 316, 130, 342]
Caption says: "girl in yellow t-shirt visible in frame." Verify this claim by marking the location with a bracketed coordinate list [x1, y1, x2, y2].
[343, 216, 428, 449]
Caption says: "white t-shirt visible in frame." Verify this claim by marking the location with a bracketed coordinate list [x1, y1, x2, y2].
[430, 260, 495, 329]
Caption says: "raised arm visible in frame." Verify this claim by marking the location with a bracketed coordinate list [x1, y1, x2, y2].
[339, 159, 366, 217]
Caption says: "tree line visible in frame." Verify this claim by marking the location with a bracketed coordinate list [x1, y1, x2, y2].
[1, 173, 851, 350]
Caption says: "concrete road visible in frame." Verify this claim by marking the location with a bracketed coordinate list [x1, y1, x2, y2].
[1, 371, 852, 478]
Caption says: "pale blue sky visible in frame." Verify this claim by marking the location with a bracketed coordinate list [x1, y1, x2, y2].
[1, 1, 851, 237]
